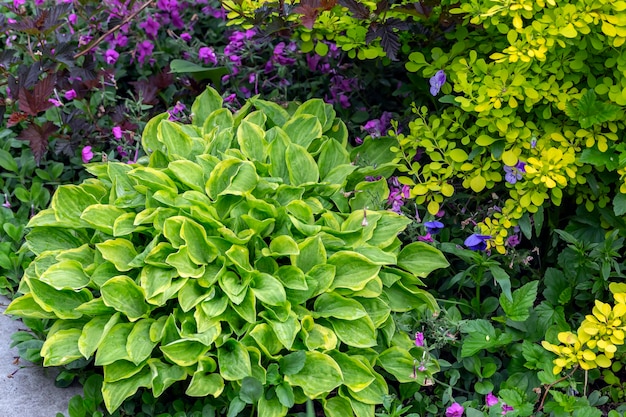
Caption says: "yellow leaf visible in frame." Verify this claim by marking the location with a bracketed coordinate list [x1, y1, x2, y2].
[448, 148, 469, 163]
[502, 150, 518, 166]
[441, 183, 455, 197]
[560, 23, 577, 38]
[427, 200, 440, 215]
[602, 21, 617, 37]
[469, 175, 486, 192]
[513, 15, 523, 29]
[595, 354, 612, 368]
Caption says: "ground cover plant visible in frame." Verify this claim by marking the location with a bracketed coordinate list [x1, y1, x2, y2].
[3, 0, 626, 416]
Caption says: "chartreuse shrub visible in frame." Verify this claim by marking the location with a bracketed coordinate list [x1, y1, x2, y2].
[5, 87, 449, 416]
[225, 0, 626, 253]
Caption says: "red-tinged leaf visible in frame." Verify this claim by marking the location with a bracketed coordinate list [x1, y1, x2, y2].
[321, 0, 337, 10]
[338, 0, 370, 19]
[18, 75, 56, 116]
[7, 112, 30, 127]
[293, 0, 321, 29]
[18, 122, 57, 164]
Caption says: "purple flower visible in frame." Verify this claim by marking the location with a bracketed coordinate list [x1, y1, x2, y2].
[224, 93, 237, 103]
[48, 98, 63, 107]
[112, 126, 123, 139]
[273, 42, 296, 65]
[504, 161, 526, 184]
[199, 46, 217, 65]
[530, 136, 537, 148]
[502, 404, 514, 414]
[139, 16, 160, 39]
[81, 146, 94, 163]
[424, 221, 444, 234]
[68, 13, 77, 25]
[445, 402, 464, 417]
[507, 234, 521, 247]
[486, 393, 499, 407]
[429, 70, 446, 96]
[105, 49, 120, 65]
[64, 89, 77, 100]
[415, 332, 424, 347]
[418, 233, 434, 243]
[180, 32, 192, 42]
[464, 234, 491, 251]
[13, 0, 25, 9]
[137, 41, 154, 65]
[2, 194, 11, 208]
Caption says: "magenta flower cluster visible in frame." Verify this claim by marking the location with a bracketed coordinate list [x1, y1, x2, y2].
[387, 177, 410, 214]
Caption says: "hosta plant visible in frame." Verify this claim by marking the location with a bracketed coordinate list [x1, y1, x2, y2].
[6, 88, 449, 416]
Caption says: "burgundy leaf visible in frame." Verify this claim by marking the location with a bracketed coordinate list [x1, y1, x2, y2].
[338, 0, 370, 19]
[7, 112, 30, 127]
[17, 122, 57, 164]
[293, 0, 322, 29]
[18, 74, 57, 116]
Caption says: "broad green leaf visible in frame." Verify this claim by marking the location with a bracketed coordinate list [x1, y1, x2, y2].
[284, 351, 343, 399]
[490, 265, 512, 301]
[347, 370, 388, 405]
[80, 204, 127, 235]
[285, 143, 319, 185]
[250, 272, 286, 306]
[329, 351, 375, 392]
[4, 293, 57, 319]
[377, 346, 419, 383]
[128, 166, 178, 194]
[264, 235, 300, 256]
[460, 319, 513, 357]
[275, 266, 308, 290]
[258, 395, 288, 417]
[324, 396, 355, 417]
[148, 359, 188, 397]
[283, 114, 322, 149]
[186, 371, 225, 397]
[239, 376, 263, 404]
[249, 323, 283, 357]
[141, 112, 169, 154]
[102, 367, 152, 413]
[279, 351, 306, 375]
[328, 251, 380, 291]
[96, 239, 138, 272]
[264, 310, 300, 350]
[206, 159, 258, 198]
[292, 98, 333, 131]
[349, 179, 389, 211]
[178, 279, 215, 312]
[101, 276, 149, 321]
[41, 328, 83, 366]
[385, 281, 439, 312]
[230, 290, 257, 323]
[104, 360, 147, 383]
[113, 212, 138, 236]
[218, 339, 251, 380]
[50, 185, 100, 227]
[314, 292, 367, 320]
[27, 277, 92, 319]
[237, 120, 267, 162]
[203, 108, 234, 135]
[38, 260, 90, 290]
[181, 218, 218, 264]
[25, 227, 83, 255]
[367, 212, 412, 247]
[251, 98, 289, 126]
[301, 317, 338, 351]
[78, 313, 121, 359]
[318, 137, 350, 180]
[192, 86, 223, 128]
[500, 281, 538, 322]
[397, 242, 449, 277]
[161, 339, 209, 367]
[327, 316, 377, 348]
[168, 160, 205, 192]
[95, 323, 134, 365]
[127, 319, 158, 365]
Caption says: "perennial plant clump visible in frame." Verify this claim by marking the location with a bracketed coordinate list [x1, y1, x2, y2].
[6, 88, 450, 416]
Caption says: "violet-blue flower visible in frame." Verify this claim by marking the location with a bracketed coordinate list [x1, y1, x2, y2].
[424, 221, 444, 234]
[504, 161, 526, 184]
[429, 70, 446, 96]
[464, 234, 491, 251]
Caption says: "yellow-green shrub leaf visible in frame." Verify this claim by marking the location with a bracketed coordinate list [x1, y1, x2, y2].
[397, 242, 449, 277]
[101, 276, 149, 321]
[41, 328, 83, 366]
[96, 239, 138, 272]
[284, 351, 343, 399]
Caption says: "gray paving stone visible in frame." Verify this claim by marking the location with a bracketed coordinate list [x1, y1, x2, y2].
[1, 295, 83, 417]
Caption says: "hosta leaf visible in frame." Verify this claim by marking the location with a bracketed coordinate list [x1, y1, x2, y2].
[327, 251, 380, 291]
[96, 239, 138, 272]
[327, 316, 377, 348]
[191, 86, 223, 128]
[250, 273, 287, 306]
[283, 114, 322, 149]
[314, 292, 367, 320]
[218, 339, 251, 381]
[41, 328, 83, 366]
[237, 120, 267, 162]
[377, 346, 418, 383]
[284, 351, 343, 399]
[148, 359, 188, 397]
[95, 323, 134, 365]
[78, 313, 121, 359]
[81, 204, 127, 235]
[102, 366, 152, 413]
[285, 143, 319, 185]
[4, 293, 57, 319]
[161, 339, 209, 367]
[25, 227, 83, 255]
[127, 319, 158, 365]
[39, 260, 90, 290]
[49, 184, 100, 227]
[323, 396, 354, 417]
[101, 276, 149, 321]
[104, 360, 147, 383]
[27, 277, 92, 319]
[329, 351, 375, 392]
[158, 120, 194, 159]
[168, 160, 205, 192]
[397, 242, 449, 277]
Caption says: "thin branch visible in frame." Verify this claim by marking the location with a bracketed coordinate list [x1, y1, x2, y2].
[73, 0, 155, 60]
[537, 366, 579, 412]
